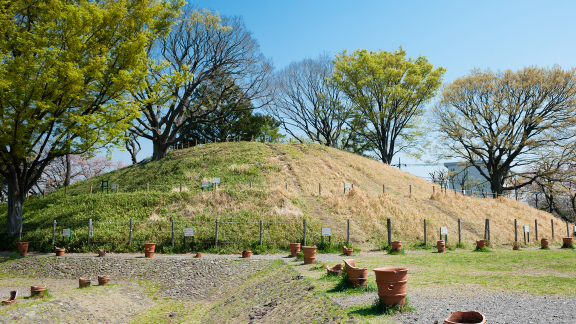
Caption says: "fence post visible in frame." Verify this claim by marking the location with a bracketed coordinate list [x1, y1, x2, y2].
[180, 182, 182, 192]
[116, 185, 119, 193]
[458, 219, 461, 245]
[409, 185, 412, 197]
[129, 219, 133, 247]
[215, 219, 219, 248]
[88, 219, 92, 246]
[303, 219, 307, 246]
[347, 219, 350, 246]
[90, 185, 93, 195]
[259, 220, 263, 247]
[423, 219, 427, 245]
[484, 219, 488, 240]
[534, 219, 538, 241]
[171, 218, 175, 247]
[383, 184, 385, 194]
[285, 182, 288, 190]
[318, 183, 321, 196]
[487, 219, 491, 241]
[567, 221, 570, 237]
[52, 220, 56, 245]
[551, 219, 554, 238]
[514, 219, 518, 243]
[433, 186, 435, 195]
[387, 218, 392, 246]
[146, 183, 149, 192]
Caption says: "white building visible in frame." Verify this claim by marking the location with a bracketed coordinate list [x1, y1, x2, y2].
[443, 161, 491, 194]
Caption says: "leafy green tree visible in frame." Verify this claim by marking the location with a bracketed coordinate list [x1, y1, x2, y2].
[434, 67, 576, 195]
[0, 0, 180, 235]
[331, 47, 445, 164]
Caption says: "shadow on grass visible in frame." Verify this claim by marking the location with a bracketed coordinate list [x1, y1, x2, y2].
[347, 297, 415, 316]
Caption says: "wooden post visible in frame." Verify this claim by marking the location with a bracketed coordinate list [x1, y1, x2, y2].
[458, 219, 461, 245]
[116, 185, 119, 193]
[514, 219, 518, 243]
[423, 219, 427, 245]
[534, 219, 538, 241]
[259, 220, 263, 247]
[146, 183, 149, 192]
[319, 183, 321, 196]
[180, 182, 182, 192]
[171, 218, 175, 247]
[551, 219, 554, 238]
[52, 220, 56, 245]
[484, 219, 488, 240]
[383, 184, 385, 194]
[88, 219, 92, 246]
[567, 221, 570, 237]
[215, 219, 219, 248]
[409, 184, 412, 197]
[129, 219, 133, 247]
[285, 182, 288, 190]
[387, 218, 392, 246]
[251, 135, 254, 142]
[433, 186, 435, 195]
[347, 219, 350, 246]
[487, 219, 491, 241]
[90, 185, 93, 195]
[42, 190, 45, 198]
[303, 219, 307, 246]
[205, 138, 207, 144]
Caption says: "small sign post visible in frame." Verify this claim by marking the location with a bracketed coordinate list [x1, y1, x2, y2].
[321, 227, 331, 249]
[201, 181, 209, 191]
[344, 183, 351, 194]
[110, 184, 117, 193]
[62, 228, 71, 246]
[212, 177, 220, 189]
[184, 228, 194, 251]
[101, 180, 109, 194]
[524, 226, 529, 245]
[440, 226, 448, 244]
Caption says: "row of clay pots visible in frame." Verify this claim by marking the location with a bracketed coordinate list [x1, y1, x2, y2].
[79, 275, 110, 288]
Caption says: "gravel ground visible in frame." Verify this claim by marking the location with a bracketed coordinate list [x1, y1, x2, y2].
[331, 286, 576, 324]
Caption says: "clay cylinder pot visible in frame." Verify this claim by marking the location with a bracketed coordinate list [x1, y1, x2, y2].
[30, 285, 46, 297]
[290, 243, 301, 257]
[513, 244, 520, 250]
[374, 267, 409, 306]
[79, 278, 91, 288]
[302, 246, 317, 264]
[343, 246, 353, 256]
[444, 311, 486, 324]
[541, 238, 549, 248]
[391, 241, 402, 252]
[144, 243, 156, 258]
[55, 247, 65, 257]
[563, 237, 573, 247]
[195, 252, 202, 258]
[476, 239, 486, 249]
[346, 266, 368, 287]
[98, 249, 106, 257]
[98, 275, 110, 286]
[16, 242, 28, 256]
[437, 240, 445, 253]
[242, 250, 252, 258]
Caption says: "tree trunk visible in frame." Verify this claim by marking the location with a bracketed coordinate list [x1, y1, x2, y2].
[64, 153, 71, 186]
[6, 177, 24, 236]
[152, 141, 169, 161]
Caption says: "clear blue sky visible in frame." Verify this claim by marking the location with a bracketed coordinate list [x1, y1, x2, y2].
[111, 0, 576, 178]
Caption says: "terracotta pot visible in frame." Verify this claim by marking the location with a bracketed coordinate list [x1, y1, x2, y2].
[30, 285, 46, 297]
[97, 275, 110, 286]
[343, 246, 353, 256]
[289, 243, 301, 257]
[541, 238, 549, 249]
[512, 245, 520, 250]
[195, 252, 202, 258]
[476, 239, 486, 249]
[343, 259, 368, 287]
[391, 241, 402, 253]
[98, 249, 106, 257]
[55, 247, 65, 257]
[1, 290, 17, 305]
[144, 243, 156, 258]
[302, 246, 317, 264]
[563, 237, 573, 247]
[437, 240, 445, 253]
[374, 267, 409, 306]
[16, 242, 28, 256]
[242, 250, 252, 258]
[444, 311, 486, 324]
[79, 277, 91, 288]
[327, 263, 343, 276]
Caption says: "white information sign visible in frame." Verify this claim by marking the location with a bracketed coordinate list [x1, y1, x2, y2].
[573, 226, 576, 233]
[321, 228, 331, 236]
[63, 229, 71, 237]
[524, 226, 529, 233]
[201, 181, 209, 188]
[344, 183, 351, 189]
[184, 228, 194, 237]
[110, 184, 117, 190]
[212, 177, 221, 184]
[440, 227, 448, 235]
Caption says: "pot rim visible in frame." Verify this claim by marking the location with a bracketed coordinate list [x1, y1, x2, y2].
[445, 311, 486, 324]
[373, 267, 409, 273]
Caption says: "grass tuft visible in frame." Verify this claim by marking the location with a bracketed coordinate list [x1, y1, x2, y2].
[473, 246, 492, 252]
[328, 268, 377, 294]
[349, 297, 415, 316]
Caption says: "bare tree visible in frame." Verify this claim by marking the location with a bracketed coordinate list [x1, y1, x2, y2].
[434, 66, 576, 195]
[267, 54, 350, 147]
[125, 133, 141, 165]
[131, 8, 273, 161]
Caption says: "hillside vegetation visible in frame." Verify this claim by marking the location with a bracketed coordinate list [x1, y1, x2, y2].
[0, 142, 562, 253]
